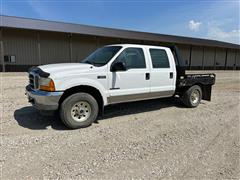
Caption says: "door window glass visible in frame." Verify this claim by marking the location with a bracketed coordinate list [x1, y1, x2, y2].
[115, 48, 146, 69]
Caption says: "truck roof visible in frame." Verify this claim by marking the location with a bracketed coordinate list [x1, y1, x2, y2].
[106, 44, 170, 50]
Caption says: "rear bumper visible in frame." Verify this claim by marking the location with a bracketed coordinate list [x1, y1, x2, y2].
[25, 85, 63, 110]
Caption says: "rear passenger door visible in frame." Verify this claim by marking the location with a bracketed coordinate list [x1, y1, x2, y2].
[148, 48, 176, 96]
[108, 47, 150, 103]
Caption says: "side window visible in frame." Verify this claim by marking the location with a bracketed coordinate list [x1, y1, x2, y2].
[115, 48, 146, 69]
[149, 49, 170, 68]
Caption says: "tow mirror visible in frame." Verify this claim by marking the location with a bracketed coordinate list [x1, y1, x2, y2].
[111, 62, 127, 72]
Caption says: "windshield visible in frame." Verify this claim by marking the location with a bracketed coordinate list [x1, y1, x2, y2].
[82, 46, 122, 66]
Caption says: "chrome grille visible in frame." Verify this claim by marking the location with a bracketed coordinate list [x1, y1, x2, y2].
[29, 73, 39, 89]
[34, 75, 39, 89]
[29, 73, 34, 89]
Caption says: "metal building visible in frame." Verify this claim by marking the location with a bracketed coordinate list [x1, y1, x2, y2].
[0, 15, 239, 72]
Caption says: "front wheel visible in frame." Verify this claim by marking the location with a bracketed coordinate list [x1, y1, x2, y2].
[181, 85, 202, 108]
[60, 93, 99, 129]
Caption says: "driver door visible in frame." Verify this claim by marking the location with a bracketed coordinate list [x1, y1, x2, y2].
[108, 47, 150, 104]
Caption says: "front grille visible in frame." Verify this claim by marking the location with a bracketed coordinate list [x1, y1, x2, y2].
[34, 75, 39, 89]
[29, 73, 39, 89]
[29, 74, 34, 89]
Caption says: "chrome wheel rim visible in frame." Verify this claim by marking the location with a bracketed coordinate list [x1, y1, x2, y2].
[71, 101, 91, 122]
[191, 89, 200, 105]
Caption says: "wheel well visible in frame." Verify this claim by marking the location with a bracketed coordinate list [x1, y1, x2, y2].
[194, 83, 203, 89]
[182, 83, 212, 101]
[59, 85, 104, 112]
[178, 83, 203, 96]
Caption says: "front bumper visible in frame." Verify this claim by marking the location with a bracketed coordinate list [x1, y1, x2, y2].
[25, 85, 63, 110]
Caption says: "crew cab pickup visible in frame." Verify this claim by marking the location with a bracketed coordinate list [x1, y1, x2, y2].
[26, 44, 216, 129]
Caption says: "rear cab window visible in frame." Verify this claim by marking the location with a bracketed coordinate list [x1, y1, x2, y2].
[149, 48, 170, 68]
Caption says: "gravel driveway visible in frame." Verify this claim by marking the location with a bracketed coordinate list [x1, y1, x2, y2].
[0, 71, 239, 179]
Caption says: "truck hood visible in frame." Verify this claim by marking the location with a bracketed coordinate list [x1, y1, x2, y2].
[38, 63, 95, 78]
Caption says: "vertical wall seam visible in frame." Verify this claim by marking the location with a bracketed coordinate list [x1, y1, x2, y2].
[213, 48, 217, 70]
[234, 49, 237, 70]
[224, 49, 228, 70]
[37, 31, 41, 65]
[189, 45, 192, 70]
[69, 33, 72, 62]
[202, 46, 205, 70]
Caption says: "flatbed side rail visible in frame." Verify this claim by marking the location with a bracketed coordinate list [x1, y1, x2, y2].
[184, 73, 216, 78]
[178, 73, 216, 86]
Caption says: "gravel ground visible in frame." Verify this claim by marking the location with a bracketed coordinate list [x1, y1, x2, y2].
[0, 71, 239, 179]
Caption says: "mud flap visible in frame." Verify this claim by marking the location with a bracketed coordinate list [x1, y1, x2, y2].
[202, 85, 212, 101]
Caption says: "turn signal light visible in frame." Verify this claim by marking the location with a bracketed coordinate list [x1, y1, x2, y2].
[40, 79, 55, 92]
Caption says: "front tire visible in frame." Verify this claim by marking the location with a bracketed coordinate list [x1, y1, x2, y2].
[181, 85, 202, 108]
[60, 93, 99, 129]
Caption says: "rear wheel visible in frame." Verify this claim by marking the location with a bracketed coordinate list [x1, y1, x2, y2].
[181, 85, 202, 108]
[60, 93, 99, 129]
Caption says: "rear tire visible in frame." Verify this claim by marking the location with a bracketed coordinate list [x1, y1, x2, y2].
[181, 85, 202, 108]
[60, 93, 99, 129]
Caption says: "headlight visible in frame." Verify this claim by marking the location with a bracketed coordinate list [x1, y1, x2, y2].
[39, 77, 55, 91]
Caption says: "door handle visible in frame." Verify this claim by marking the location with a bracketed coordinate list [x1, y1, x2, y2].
[170, 72, 173, 79]
[146, 73, 150, 80]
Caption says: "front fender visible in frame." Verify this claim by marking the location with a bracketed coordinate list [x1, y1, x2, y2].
[54, 77, 108, 105]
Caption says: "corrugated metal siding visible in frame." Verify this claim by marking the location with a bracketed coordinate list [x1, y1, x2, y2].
[98, 37, 121, 47]
[178, 45, 190, 66]
[1, 27, 239, 71]
[215, 48, 226, 69]
[236, 50, 240, 69]
[0, 43, 2, 72]
[119, 38, 143, 44]
[226, 49, 236, 69]
[72, 35, 98, 62]
[3, 29, 38, 65]
[190, 46, 203, 68]
[203, 47, 215, 69]
[0, 32, 2, 72]
[40, 31, 70, 64]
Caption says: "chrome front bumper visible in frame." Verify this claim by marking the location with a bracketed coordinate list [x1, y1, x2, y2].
[25, 85, 63, 110]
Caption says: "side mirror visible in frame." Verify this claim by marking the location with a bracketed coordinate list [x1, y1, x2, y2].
[111, 62, 127, 72]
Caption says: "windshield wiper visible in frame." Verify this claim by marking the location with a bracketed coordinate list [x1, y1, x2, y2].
[82, 60, 92, 65]
[82, 60, 105, 67]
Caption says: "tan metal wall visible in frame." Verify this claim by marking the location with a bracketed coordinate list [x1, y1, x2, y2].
[0, 29, 2, 72]
[236, 50, 240, 69]
[71, 36, 122, 63]
[98, 37, 121, 47]
[226, 49, 236, 69]
[190, 46, 204, 69]
[40, 31, 70, 64]
[0, 45, 1, 71]
[3, 29, 38, 65]
[72, 35, 98, 63]
[1, 28, 239, 71]
[203, 47, 215, 69]
[215, 48, 226, 69]
[178, 45, 190, 66]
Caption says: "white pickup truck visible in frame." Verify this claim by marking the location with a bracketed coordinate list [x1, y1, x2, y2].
[26, 44, 215, 129]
